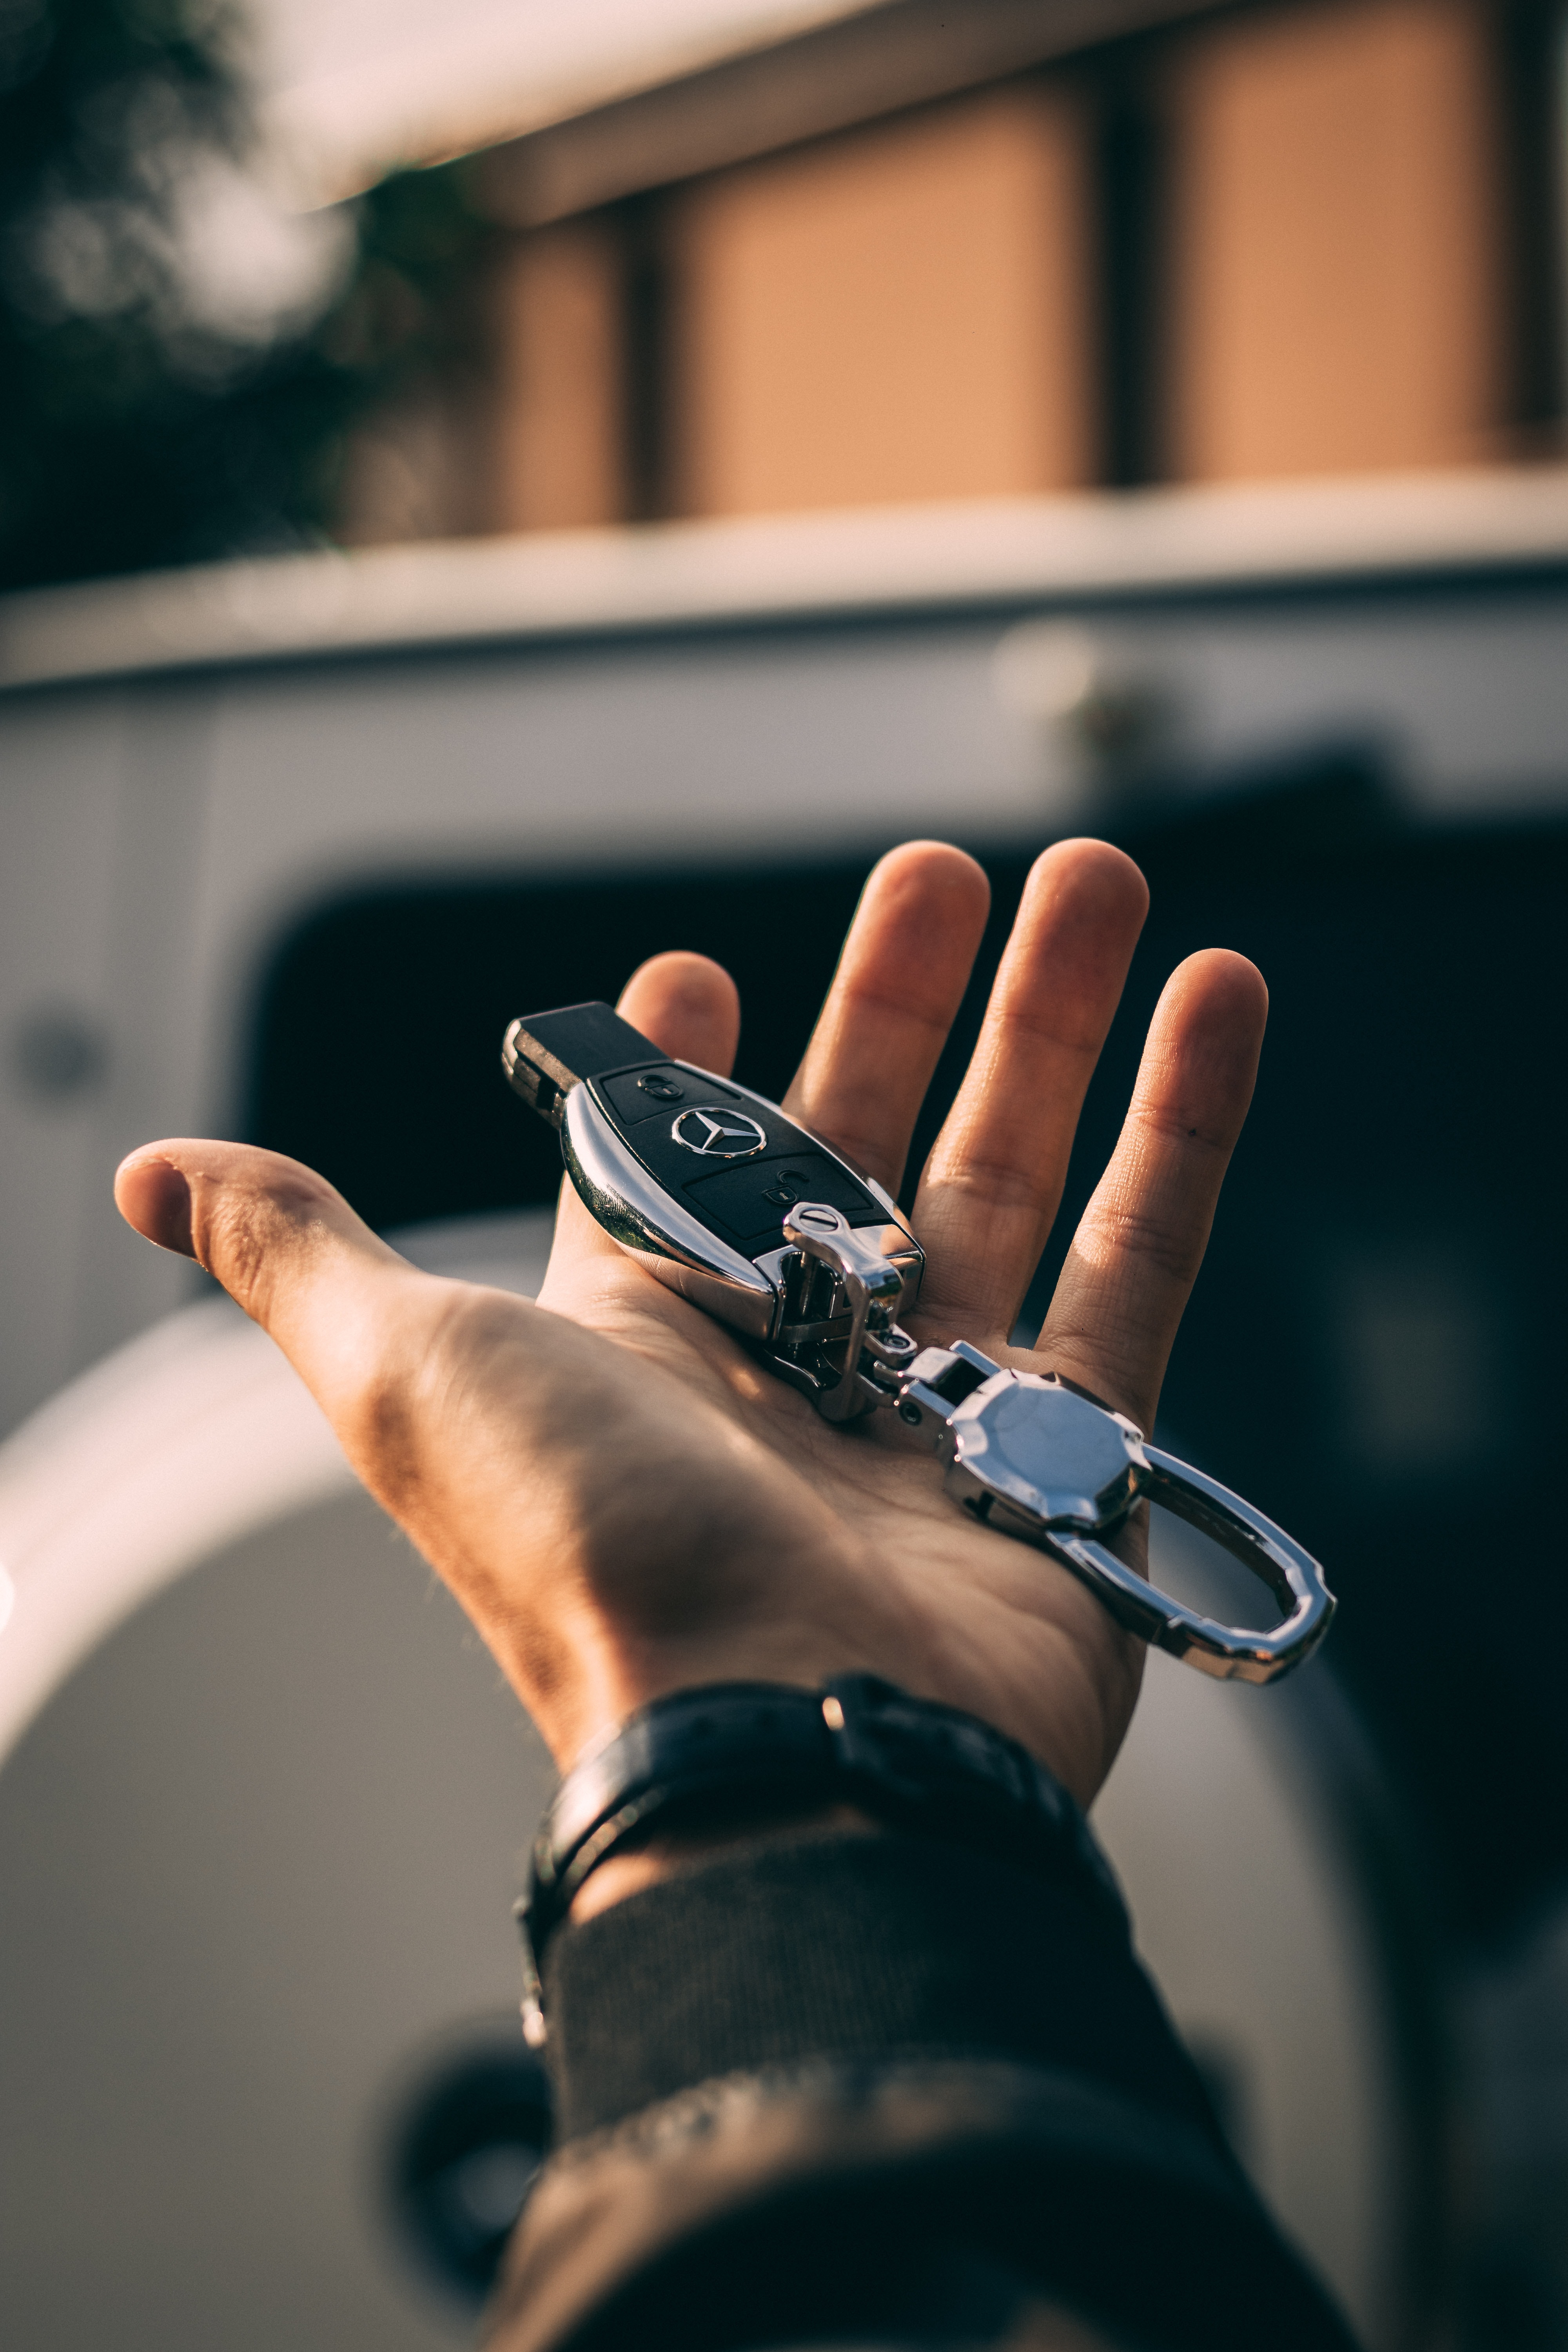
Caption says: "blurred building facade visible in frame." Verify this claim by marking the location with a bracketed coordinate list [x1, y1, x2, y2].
[338, 0, 1566, 544]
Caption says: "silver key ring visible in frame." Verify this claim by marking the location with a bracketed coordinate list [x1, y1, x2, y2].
[787, 1208, 1336, 1688]
[924, 1354, 1335, 1683]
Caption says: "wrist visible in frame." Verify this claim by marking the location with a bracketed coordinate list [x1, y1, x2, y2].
[519, 1673, 1128, 2047]
[542, 1621, 915, 1774]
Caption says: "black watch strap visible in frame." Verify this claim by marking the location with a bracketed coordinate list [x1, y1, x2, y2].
[515, 1674, 1127, 2045]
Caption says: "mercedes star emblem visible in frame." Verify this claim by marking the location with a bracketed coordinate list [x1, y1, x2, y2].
[670, 1106, 768, 1158]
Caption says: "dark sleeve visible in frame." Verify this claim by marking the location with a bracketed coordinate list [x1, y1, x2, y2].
[485, 1826, 1362, 2352]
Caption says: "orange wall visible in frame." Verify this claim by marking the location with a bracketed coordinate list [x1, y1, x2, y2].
[1167, 0, 1504, 479]
[668, 87, 1094, 516]
[346, 0, 1522, 546]
[489, 218, 626, 532]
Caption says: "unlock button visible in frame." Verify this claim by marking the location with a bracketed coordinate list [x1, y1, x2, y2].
[684, 1151, 883, 1248]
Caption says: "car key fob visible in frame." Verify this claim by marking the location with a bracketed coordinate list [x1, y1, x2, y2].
[502, 1000, 924, 1418]
[501, 999, 1336, 1681]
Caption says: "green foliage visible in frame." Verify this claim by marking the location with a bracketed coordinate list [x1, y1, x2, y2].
[0, 0, 490, 594]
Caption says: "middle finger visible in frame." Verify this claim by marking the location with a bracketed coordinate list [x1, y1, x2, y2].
[911, 839, 1148, 1338]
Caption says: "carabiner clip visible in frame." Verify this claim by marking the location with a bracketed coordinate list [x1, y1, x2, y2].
[900, 1350, 1334, 1684]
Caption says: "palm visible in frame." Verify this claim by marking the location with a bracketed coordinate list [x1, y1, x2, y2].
[532, 1232, 1141, 1803]
[116, 839, 1266, 1804]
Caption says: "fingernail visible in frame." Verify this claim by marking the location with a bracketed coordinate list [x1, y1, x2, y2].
[142, 1161, 196, 1258]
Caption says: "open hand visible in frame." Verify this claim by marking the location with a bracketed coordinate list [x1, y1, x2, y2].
[115, 839, 1265, 1807]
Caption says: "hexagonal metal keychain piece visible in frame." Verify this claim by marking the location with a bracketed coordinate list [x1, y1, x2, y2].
[899, 1347, 1335, 1684]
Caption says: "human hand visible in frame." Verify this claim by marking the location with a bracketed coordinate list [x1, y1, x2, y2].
[114, 840, 1265, 1809]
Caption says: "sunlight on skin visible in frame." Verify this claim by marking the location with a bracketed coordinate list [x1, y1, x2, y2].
[114, 839, 1267, 1871]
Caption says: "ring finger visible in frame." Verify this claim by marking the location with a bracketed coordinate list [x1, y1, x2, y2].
[1035, 947, 1269, 1432]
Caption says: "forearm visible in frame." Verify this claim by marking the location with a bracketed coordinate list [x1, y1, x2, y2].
[490, 1814, 1360, 2352]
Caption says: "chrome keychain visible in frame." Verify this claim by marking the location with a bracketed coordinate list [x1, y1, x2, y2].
[503, 1001, 1335, 1685]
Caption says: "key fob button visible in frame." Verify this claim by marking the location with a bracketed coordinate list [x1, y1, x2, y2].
[597, 1065, 744, 1131]
[683, 1151, 885, 1251]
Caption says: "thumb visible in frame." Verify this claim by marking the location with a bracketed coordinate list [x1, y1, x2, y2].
[114, 1140, 440, 1428]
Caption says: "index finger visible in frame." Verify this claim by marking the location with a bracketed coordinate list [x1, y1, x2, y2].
[782, 841, 991, 1195]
